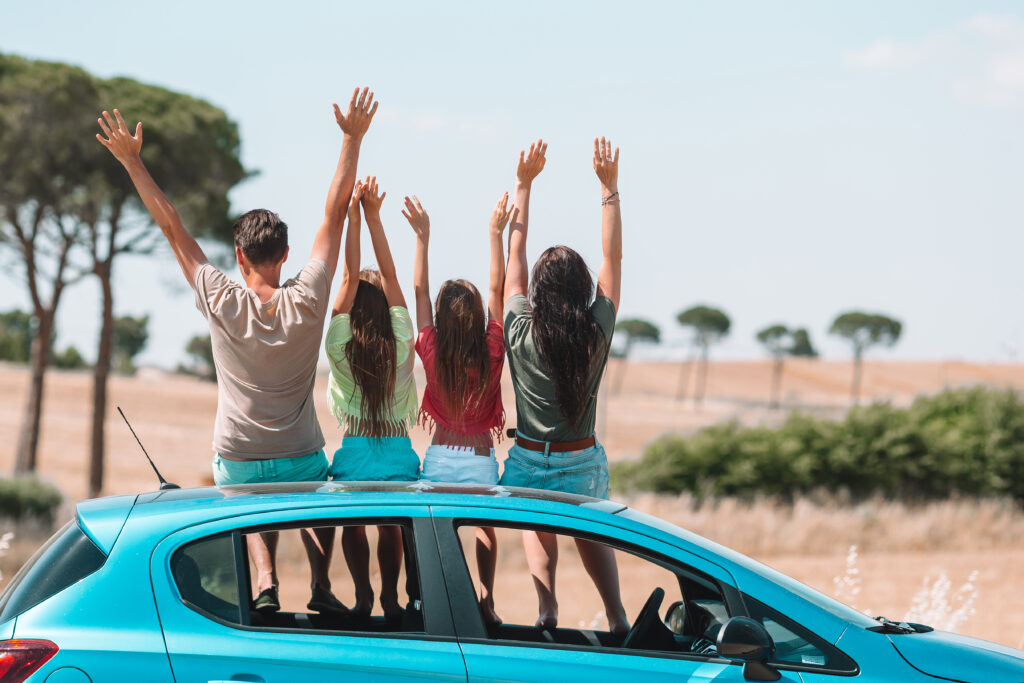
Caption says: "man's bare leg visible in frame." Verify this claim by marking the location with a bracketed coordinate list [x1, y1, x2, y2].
[248, 531, 279, 596]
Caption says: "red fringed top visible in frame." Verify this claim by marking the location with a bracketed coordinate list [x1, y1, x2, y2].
[416, 320, 505, 442]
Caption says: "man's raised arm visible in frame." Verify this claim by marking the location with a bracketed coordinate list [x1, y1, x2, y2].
[312, 87, 378, 276]
[96, 109, 207, 283]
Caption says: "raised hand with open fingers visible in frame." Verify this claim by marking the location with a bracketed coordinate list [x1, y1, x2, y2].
[402, 196, 430, 241]
[489, 192, 514, 237]
[334, 87, 378, 140]
[96, 109, 143, 165]
[348, 179, 365, 223]
[516, 139, 547, 186]
[593, 136, 619, 194]
[359, 176, 386, 214]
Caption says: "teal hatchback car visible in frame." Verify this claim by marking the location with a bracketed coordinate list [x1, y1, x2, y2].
[0, 483, 1021, 682]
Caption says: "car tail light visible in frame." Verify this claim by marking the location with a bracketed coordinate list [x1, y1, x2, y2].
[0, 640, 58, 682]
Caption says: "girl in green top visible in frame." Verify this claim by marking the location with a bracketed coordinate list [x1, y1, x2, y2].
[500, 138, 628, 635]
[325, 177, 418, 621]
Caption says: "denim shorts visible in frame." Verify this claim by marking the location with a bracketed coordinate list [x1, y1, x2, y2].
[212, 450, 329, 486]
[328, 436, 421, 481]
[499, 441, 610, 499]
[421, 445, 499, 485]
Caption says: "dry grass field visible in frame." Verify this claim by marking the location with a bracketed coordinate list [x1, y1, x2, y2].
[1, 359, 1024, 647]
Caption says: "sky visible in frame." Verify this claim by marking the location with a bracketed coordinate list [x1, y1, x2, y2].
[2, 0, 1023, 366]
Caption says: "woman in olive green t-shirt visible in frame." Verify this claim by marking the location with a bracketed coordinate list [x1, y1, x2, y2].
[499, 138, 628, 634]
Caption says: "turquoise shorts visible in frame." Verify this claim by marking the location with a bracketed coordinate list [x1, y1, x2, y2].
[328, 436, 421, 482]
[499, 440, 610, 499]
[212, 450, 329, 486]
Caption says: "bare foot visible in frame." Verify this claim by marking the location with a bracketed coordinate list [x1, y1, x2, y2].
[608, 608, 629, 636]
[536, 599, 558, 630]
[351, 589, 374, 619]
[480, 598, 503, 625]
[381, 598, 403, 621]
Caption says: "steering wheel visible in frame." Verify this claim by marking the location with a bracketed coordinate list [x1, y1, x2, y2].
[621, 587, 665, 649]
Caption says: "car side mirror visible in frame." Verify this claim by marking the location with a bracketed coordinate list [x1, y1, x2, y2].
[716, 616, 781, 682]
[664, 600, 685, 634]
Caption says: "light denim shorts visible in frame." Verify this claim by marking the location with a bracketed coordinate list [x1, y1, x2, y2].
[421, 445, 499, 485]
[499, 440, 610, 499]
[212, 449, 328, 486]
[328, 436, 421, 481]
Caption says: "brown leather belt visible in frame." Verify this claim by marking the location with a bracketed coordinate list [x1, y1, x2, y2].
[507, 429, 596, 453]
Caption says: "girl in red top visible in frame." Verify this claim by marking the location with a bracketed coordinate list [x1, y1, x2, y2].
[404, 193, 514, 624]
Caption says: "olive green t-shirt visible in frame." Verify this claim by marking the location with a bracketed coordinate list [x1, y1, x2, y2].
[503, 293, 616, 443]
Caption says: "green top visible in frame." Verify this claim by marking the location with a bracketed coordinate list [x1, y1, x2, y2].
[504, 293, 616, 443]
[325, 306, 418, 431]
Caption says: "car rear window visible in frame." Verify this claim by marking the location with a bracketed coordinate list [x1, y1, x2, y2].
[0, 520, 107, 621]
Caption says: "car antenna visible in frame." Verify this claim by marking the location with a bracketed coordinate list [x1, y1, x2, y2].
[117, 406, 179, 490]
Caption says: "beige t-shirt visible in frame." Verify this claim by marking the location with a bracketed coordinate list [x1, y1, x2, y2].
[192, 259, 332, 460]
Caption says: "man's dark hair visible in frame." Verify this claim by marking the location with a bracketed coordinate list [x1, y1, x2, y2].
[233, 209, 288, 265]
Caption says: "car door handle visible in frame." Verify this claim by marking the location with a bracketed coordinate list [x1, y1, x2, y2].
[208, 677, 265, 683]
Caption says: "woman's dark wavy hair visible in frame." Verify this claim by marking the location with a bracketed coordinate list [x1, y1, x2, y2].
[345, 269, 397, 437]
[528, 246, 603, 430]
[434, 279, 490, 425]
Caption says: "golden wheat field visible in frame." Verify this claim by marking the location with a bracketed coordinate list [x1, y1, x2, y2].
[1, 359, 1024, 647]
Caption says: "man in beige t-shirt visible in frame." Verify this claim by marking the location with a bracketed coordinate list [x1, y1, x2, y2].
[96, 87, 379, 616]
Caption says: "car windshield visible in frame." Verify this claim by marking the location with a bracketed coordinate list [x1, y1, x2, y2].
[617, 507, 879, 629]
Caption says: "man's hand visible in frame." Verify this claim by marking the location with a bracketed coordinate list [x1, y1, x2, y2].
[516, 139, 547, 186]
[359, 176, 386, 216]
[593, 136, 619, 195]
[489, 192, 515, 238]
[334, 87, 378, 140]
[402, 196, 430, 242]
[348, 179, 365, 225]
[96, 109, 143, 166]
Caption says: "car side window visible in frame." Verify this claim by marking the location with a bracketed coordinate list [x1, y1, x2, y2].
[172, 532, 243, 624]
[171, 522, 425, 635]
[453, 524, 728, 656]
[742, 594, 858, 673]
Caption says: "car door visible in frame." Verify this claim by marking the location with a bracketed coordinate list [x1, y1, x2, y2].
[430, 505, 802, 683]
[150, 504, 467, 683]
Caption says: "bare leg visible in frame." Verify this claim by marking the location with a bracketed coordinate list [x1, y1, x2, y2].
[575, 538, 629, 635]
[342, 525, 373, 616]
[523, 530, 559, 629]
[248, 531, 279, 593]
[300, 526, 336, 590]
[377, 525, 404, 619]
[476, 527, 501, 624]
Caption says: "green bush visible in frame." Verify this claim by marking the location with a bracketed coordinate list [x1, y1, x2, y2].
[0, 476, 63, 523]
[613, 387, 1024, 501]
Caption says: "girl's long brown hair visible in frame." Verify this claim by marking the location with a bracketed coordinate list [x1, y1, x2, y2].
[344, 269, 397, 437]
[433, 279, 490, 426]
[529, 246, 604, 430]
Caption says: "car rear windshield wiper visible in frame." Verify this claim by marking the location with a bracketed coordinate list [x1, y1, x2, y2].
[868, 616, 934, 635]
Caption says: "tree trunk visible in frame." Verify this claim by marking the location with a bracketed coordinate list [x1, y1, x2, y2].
[851, 349, 863, 406]
[89, 263, 114, 497]
[770, 356, 783, 409]
[15, 310, 54, 473]
[612, 338, 633, 395]
[676, 355, 693, 402]
[695, 344, 709, 408]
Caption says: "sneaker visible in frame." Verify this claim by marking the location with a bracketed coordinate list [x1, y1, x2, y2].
[253, 586, 280, 614]
[307, 585, 348, 616]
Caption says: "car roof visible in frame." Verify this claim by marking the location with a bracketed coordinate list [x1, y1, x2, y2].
[132, 481, 629, 511]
